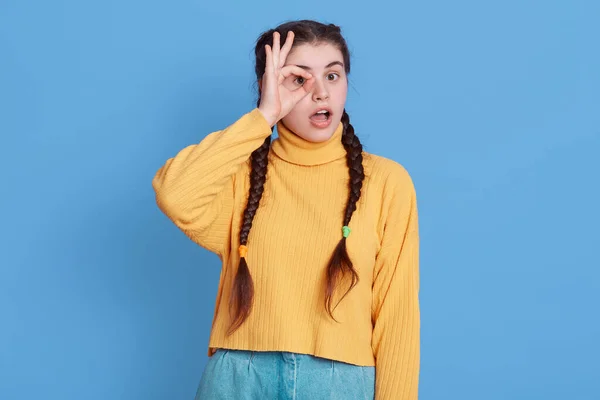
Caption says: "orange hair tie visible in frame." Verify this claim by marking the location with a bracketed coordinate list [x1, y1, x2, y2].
[238, 245, 248, 258]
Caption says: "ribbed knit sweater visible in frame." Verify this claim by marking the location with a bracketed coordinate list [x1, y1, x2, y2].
[152, 108, 420, 399]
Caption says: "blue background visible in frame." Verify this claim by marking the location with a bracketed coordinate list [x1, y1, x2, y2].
[1, 0, 598, 399]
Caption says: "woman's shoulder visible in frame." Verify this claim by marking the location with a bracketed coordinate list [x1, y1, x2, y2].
[362, 151, 416, 194]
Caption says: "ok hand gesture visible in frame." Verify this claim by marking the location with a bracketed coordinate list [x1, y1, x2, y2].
[258, 31, 315, 127]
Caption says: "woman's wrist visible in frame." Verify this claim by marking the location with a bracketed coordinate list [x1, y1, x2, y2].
[257, 107, 278, 128]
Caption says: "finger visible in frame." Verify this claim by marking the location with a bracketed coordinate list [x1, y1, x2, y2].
[264, 44, 273, 75]
[278, 31, 294, 68]
[272, 32, 280, 69]
[280, 65, 312, 80]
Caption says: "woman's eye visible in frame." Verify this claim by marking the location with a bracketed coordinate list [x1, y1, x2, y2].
[327, 73, 339, 81]
[294, 77, 305, 85]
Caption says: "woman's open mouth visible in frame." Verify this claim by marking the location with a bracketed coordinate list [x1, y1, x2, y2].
[309, 109, 332, 129]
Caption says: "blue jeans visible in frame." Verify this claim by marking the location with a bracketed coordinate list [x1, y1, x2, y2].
[195, 348, 376, 399]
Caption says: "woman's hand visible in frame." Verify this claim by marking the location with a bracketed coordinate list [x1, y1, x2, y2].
[258, 31, 314, 127]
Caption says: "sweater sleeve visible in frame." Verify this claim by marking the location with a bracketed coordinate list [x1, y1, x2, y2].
[152, 108, 273, 257]
[372, 170, 420, 400]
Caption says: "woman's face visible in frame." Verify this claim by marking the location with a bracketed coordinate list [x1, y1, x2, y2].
[280, 42, 348, 142]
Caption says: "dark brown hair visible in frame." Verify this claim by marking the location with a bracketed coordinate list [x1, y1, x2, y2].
[227, 20, 365, 335]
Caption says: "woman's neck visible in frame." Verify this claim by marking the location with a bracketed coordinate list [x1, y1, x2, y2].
[270, 120, 346, 166]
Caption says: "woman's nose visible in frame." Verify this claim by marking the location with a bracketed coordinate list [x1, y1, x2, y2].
[312, 80, 329, 102]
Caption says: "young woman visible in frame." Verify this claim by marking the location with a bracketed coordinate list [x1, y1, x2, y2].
[153, 20, 420, 400]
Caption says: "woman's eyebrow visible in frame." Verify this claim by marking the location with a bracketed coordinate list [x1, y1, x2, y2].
[294, 61, 344, 71]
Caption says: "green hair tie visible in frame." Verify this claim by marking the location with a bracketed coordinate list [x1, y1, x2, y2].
[342, 226, 351, 238]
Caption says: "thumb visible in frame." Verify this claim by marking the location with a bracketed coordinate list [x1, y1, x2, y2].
[292, 79, 314, 103]
[302, 78, 315, 94]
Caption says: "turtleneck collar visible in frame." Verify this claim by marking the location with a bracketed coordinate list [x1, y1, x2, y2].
[270, 120, 347, 166]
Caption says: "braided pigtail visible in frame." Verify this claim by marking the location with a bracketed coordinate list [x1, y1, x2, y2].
[226, 95, 274, 335]
[324, 110, 365, 321]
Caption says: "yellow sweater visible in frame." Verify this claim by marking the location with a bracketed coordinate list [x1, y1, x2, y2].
[152, 108, 420, 400]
